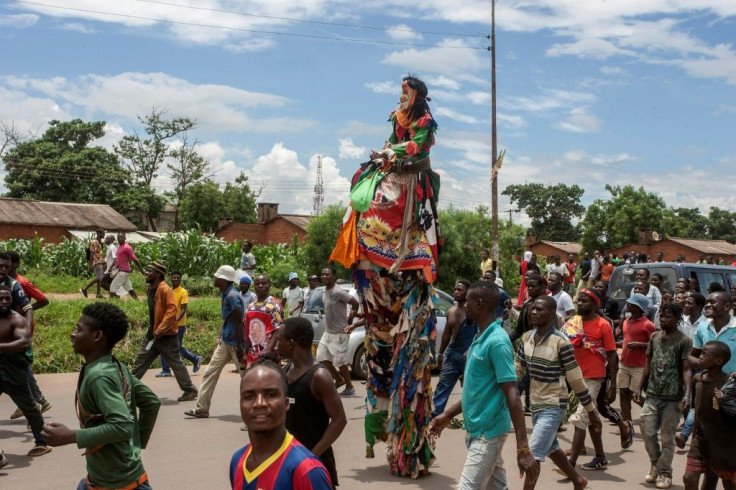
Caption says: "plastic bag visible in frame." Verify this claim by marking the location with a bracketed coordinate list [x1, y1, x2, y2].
[350, 167, 381, 213]
[719, 376, 736, 418]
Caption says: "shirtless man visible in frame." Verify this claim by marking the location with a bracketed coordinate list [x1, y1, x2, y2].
[0, 285, 52, 458]
[432, 279, 474, 417]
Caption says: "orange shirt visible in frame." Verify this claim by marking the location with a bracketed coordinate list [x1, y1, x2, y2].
[600, 263, 614, 282]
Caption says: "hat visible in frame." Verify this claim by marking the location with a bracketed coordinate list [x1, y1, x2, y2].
[214, 265, 236, 282]
[626, 293, 650, 313]
[239, 273, 252, 285]
[495, 277, 504, 288]
[146, 261, 167, 277]
[288, 272, 299, 281]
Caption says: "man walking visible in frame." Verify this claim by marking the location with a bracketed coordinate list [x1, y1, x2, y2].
[282, 272, 303, 317]
[316, 266, 359, 396]
[109, 233, 144, 299]
[278, 317, 347, 488]
[432, 279, 474, 417]
[430, 280, 539, 489]
[185, 265, 244, 419]
[156, 271, 202, 377]
[130, 261, 198, 402]
[80, 229, 107, 299]
[515, 295, 601, 490]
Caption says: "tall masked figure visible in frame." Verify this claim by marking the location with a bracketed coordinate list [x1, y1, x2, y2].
[330, 76, 442, 478]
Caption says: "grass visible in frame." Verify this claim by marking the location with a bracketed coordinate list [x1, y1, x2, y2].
[33, 297, 224, 373]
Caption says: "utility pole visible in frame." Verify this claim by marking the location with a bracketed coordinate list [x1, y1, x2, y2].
[490, 0, 499, 271]
[312, 155, 324, 216]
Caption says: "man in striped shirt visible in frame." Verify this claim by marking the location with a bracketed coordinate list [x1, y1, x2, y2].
[515, 296, 602, 490]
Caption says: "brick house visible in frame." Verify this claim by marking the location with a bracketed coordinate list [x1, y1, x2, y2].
[214, 203, 311, 245]
[526, 233, 582, 261]
[608, 233, 736, 264]
[0, 198, 138, 243]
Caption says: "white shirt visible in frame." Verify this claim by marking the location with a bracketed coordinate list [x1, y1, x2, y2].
[105, 244, 117, 271]
[551, 290, 574, 319]
[679, 313, 705, 339]
[546, 263, 569, 279]
[283, 286, 303, 314]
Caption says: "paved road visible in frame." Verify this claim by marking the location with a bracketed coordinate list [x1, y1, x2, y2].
[1, 367, 691, 489]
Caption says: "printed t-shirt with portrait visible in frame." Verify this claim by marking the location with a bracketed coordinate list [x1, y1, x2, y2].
[245, 296, 283, 363]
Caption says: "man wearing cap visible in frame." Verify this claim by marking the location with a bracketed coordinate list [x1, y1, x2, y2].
[131, 261, 198, 402]
[616, 293, 655, 450]
[186, 265, 245, 418]
[282, 272, 303, 317]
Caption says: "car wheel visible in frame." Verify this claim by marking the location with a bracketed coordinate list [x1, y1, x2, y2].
[352, 344, 368, 380]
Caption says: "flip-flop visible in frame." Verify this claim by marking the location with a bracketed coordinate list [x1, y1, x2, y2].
[334, 380, 346, 390]
[184, 408, 209, 418]
[27, 445, 52, 457]
[620, 420, 634, 449]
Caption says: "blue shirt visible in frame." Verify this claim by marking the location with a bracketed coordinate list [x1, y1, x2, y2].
[462, 318, 517, 439]
[693, 315, 736, 374]
[496, 288, 510, 319]
[221, 285, 245, 346]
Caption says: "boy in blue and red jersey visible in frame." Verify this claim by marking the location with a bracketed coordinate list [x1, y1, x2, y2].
[230, 360, 332, 490]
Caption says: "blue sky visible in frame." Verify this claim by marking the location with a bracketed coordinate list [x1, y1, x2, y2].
[1, 0, 735, 222]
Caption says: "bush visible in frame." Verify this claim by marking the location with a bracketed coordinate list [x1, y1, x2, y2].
[33, 297, 223, 373]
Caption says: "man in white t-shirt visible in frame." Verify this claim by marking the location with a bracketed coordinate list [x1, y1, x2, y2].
[548, 272, 575, 322]
[282, 272, 303, 317]
[545, 254, 569, 281]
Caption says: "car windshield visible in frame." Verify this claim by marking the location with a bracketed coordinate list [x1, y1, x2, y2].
[304, 287, 325, 312]
[608, 265, 678, 300]
[433, 290, 455, 317]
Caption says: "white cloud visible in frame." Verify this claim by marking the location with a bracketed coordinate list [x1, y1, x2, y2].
[338, 138, 366, 159]
[424, 75, 461, 91]
[1, 72, 314, 133]
[59, 22, 96, 34]
[590, 153, 637, 166]
[434, 106, 480, 125]
[382, 38, 485, 74]
[0, 13, 39, 28]
[554, 107, 602, 133]
[386, 23, 422, 40]
[364, 81, 396, 95]
[502, 88, 595, 113]
[600, 66, 627, 76]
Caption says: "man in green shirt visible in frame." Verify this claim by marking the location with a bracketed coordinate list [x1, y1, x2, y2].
[42, 302, 161, 490]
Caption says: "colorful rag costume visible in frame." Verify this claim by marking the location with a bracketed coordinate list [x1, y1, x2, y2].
[330, 80, 441, 478]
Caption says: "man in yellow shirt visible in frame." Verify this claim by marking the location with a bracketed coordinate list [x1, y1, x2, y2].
[480, 249, 494, 278]
[157, 271, 202, 377]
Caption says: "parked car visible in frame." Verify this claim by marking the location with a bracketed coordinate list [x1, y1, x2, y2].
[298, 284, 455, 380]
[607, 262, 736, 312]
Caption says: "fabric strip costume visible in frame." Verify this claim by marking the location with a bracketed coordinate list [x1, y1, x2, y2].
[330, 77, 442, 478]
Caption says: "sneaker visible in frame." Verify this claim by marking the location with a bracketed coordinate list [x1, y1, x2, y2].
[0, 450, 8, 469]
[155, 370, 172, 378]
[645, 464, 659, 483]
[339, 388, 356, 396]
[675, 433, 686, 449]
[79, 288, 88, 298]
[193, 356, 203, 373]
[10, 407, 24, 419]
[581, 456, 608, 471]
[655, 475, 672, 489]
[177, 390, 198, 402]
[39, 400, 52, 414]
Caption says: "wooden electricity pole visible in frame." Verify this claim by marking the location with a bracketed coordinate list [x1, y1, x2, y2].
[490, 0, 499, 270]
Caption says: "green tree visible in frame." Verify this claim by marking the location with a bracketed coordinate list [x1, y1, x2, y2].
[580, 185, 667, 252]
[661, 207, 708, 238]
[502, 183, 585, 241]
[221, 173, 258, 224]
[178, 181, 225, 232]
[303, 204, 348, 276]
[115, 108, 195, 230]
[707, 207, 736, 243]
[167, 136, 211, 230]
[2, 119, 131, 204]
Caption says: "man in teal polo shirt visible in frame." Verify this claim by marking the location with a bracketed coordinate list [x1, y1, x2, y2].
[431, 280, 539, 489]
[688, 291, 736, 374]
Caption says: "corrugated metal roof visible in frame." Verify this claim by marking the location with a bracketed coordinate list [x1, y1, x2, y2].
[278, 214, 311, 231]
[0, 198, 137, 231]
[539, 241, 582, 254]
[666, 237, 736, 255]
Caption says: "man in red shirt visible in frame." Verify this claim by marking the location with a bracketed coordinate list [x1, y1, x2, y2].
[561, 288, 617, 471]
[109, 233, 144, 300]
[5, 251, 52, 419]
[564, 254, 577, 295]
[616, 293, 655, 449]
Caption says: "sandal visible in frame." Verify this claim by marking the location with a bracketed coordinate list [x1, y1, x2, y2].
[620, 420, 634, 449]
[28, 445, 52, 457]
[184, 408, 209, 418]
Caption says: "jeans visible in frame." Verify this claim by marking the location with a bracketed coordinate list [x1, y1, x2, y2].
[0, 378, 46, 446]
[131, 335, 196, 392]
[432, 353, 465, 417]
[77, 478, 152, 490]
[458, 433, 508, 490]
[640, 397, 680, 478]
[160, 326, 198, 373]
[530, 407, 566, 461]
[681, 407, 695, 439]
[28, 366, 45, 403]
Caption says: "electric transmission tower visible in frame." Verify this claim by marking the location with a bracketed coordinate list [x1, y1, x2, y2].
[313, 155, 324, 215]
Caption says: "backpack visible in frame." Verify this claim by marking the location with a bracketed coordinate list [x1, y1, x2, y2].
[85, 244, 92, 262]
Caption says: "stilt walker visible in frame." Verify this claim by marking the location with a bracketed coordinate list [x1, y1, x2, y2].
[330, 76, 442, 478]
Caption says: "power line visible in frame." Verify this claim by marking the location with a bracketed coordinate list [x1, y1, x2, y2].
[134, 0, 486, 39]
[18, 1, 488, 50]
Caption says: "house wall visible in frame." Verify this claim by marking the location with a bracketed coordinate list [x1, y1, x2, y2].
[607, 241, 736, 264]
[0, 224, 71, 243]
[214, 218, 307, 245]
[530, 243, 578, 262]
[265, 218, 307, 244]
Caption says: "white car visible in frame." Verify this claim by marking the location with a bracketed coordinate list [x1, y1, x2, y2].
[298, 284, 455, 379]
